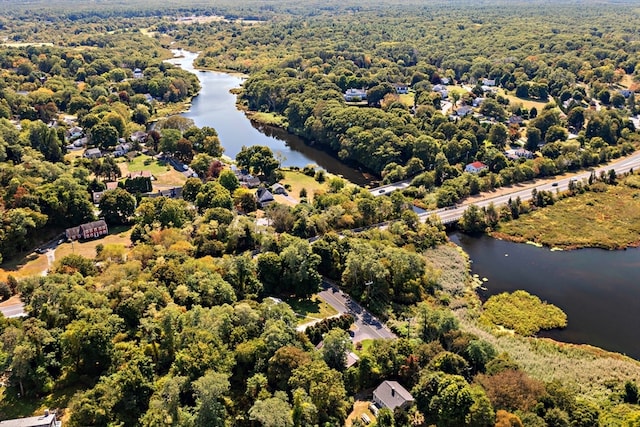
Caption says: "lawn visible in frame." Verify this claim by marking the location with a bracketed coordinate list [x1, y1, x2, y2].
[497, 88, 549, 111]
[346, 401, 376, 427]
[0, 252, 48, 282]
[246, 111, 287, 127]
[278, 169, 334, 203]
[494, 183, 640, 249]
[117, 155, 187, 189]
[284, 295, 338, 325]
[54, 226, 132, 260]
[118, 154, 171, 176]
[398, 93, 415, 107]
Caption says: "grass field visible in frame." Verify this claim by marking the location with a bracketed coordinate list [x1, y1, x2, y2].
[497, 88, 549, 111]
[278, 169, 333, 203]
[494, 184, 640, 249]
[54, 226, 132, 260]
[118, 154, 171, 175]
[284, 294, 338, 325]
[117, 155, 187, 189]
[246, 111, 287, 127]
[0, 252, 48, 282]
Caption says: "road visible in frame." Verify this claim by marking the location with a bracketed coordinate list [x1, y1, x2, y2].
[318, 281, 396, 343]
[418, 150, 640, 224]
[0, 302, 26, 318]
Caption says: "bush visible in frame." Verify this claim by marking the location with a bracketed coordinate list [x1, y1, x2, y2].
[0, 282, 12, 301]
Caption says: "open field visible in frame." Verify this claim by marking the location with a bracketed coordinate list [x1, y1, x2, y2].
[285, 294, 338, 325]
[494, 184, 640, 249]
[54, 227, 132, 260]
[278, 169, 333, 203]
[498, 89, 549, 111]
[118, 154, 171, 176]
[0, 253, 48, 282]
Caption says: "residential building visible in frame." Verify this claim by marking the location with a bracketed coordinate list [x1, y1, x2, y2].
[65, 220, 108, 241]
[133, 68, 144, 79]
[0, 410, 60, 427]
[344, 88, 367, 102]
[482, 78, 496, 86]
[256, 187, 275, 208]
[83, 148, 103, 159]
[271, 183, 288, 195]
[394, 83, 409, 94]
[372, 381, 414, 411]
[465, 161, 489, 173]
[456, 105, 474, 117]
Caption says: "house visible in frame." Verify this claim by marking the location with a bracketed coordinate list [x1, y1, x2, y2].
[133, 68, 144, 79]
[465, 161, 489, 173]
[0, 410, 61, 427]
[482, 78, 496, 86]
[114, 143, 132, 157]
[65, 219, 109, 241]
[66, 126, 83, 139]
[271, 183, 288, 196]
[432, 84, 448, 98]
[346, 351, 360, 369]
[505, 149, 534, 161]
[130, 131, 148, 143]
[240, 174, 261, 188]
[456, 105, 474, 117]
[472, 97, 485, 107]
[440, 77, 451, 85]
[372, 381, 414, 411]
[344, 88, 367, 102]
[620, 89, 633, 99]
[394, 83, 409, 94]
[507, 115, 524, 126]
[256, 187, 275, 208]
[83, 148, 103, 159]
[106, 181, 119, 190]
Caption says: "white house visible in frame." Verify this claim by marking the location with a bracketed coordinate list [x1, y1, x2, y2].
[465, 161, 488, 173]
[456, 105, 474, 117]
[372, 381, 414, 411]
[394, 83, 409, 94]
[344, 88, 367, 101]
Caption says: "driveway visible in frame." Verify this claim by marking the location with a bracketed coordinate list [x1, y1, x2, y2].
[318, 281, 396, 342]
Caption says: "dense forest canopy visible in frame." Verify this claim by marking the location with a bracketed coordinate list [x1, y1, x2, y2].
[1, 1, 640, 426]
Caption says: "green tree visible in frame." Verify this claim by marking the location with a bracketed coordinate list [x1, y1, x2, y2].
[249, 392, 294, 427]
[218, 169, 240, 193]
[193, 370, 230, 427]
[99, 188, 136, 225]
[91, 122, 119, 150]
[322, 328, 352, 371]
[236, 145, 280, 179]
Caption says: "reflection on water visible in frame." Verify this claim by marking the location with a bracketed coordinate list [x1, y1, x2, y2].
[450, 232, 640, 360]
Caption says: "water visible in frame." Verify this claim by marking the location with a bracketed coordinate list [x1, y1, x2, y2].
[166, 50, 370, 185]
[450, 232, 640, 360]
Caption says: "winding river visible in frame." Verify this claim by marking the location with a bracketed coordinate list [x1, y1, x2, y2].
[450, 232, 640, 360]
[165, 50, 640, 360]
[166, 50, 371, 185]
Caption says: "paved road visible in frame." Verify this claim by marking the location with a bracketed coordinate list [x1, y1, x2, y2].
[419, 151, 640, 224]
[319, 281, 396, 343]
[0, 302, 26, 318]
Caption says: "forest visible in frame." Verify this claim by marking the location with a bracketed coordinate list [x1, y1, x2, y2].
[1, 1, 640, 426]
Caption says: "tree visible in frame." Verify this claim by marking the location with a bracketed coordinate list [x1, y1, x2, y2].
[488, 124, 508, 149]
[322, 328, 352, 371]
[236, 145, 279, 179]
[526, 127, 542, 151]
[159, 128, 182, 154]
[234, 188, 258, 213]
[195, 181, 233, 211]
[91, 122, 119, 150]
[218, 169, 240, 192]
[249, 392, 294, 427]
[289, 360, 350, 424]
[412, 371, 474, 427]
[99, 188, 136, 225]
[193, 370, 230, 427]
[459, 205, 487, 233]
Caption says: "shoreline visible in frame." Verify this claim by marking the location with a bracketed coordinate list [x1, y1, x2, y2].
[489, 230, 640, 251]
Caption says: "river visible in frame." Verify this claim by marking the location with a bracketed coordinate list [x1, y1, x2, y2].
[165, 50, 370, 186]
[450, 232, 640, 360]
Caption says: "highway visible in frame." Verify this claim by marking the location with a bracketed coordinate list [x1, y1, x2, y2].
[418, 151, 640, 224]
[318, 282, 396, 343]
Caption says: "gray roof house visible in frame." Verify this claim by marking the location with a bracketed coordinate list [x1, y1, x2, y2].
[256, 188, 275, 208]
[372, 381, 414, 411]
[271, 183, 288, 196]
[83, 148, 103, 159]
[0, 410, 60, 427]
